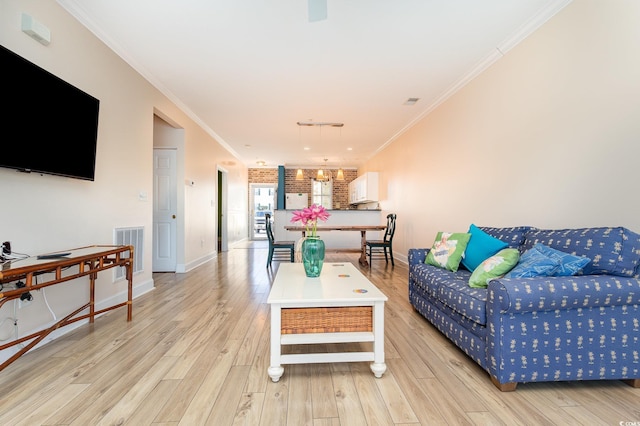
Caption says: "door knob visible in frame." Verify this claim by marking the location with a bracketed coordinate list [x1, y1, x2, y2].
[172, 215, 176, 219]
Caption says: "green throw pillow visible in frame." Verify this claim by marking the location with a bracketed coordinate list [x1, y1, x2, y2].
[468, 248, 520, 288]
[425, 232, 471, 272]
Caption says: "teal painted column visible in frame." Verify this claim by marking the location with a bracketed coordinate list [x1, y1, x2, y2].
[277, 165, 285, 209]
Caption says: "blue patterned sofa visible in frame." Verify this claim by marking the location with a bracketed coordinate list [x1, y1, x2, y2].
[408, 226, 640, 391]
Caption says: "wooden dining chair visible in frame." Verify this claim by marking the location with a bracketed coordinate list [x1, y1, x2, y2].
[265, 213, 295, 268]
[365, 213, 397, 267]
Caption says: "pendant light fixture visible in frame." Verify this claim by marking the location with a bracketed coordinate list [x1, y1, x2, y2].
[316, 158, 331, 182]
[296, 121, 346, 182]
[295, 124, 305, 180]
[335, 127, 345, 181]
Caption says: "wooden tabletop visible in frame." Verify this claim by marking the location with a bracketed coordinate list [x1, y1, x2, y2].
[284, 225, 386, 232]
[284, 225, 387, 266]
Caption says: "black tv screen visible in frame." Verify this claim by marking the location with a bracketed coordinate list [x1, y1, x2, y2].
[1, 44, 100, 181]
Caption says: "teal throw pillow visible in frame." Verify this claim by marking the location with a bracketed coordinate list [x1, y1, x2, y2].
[531, 243, 591, 276]
[461, 224, 509, 271]
[504, 247, 561, 278]
[468, 248, 520, 288]
[425, 232, 471, 272]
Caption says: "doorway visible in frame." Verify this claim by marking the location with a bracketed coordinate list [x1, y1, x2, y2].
[152, 148, 178, 272]
[218, 168, 228, 252]
[250, 183, 276, 240]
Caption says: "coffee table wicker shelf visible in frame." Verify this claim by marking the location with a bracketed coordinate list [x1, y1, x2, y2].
[281, 306, 373, 334]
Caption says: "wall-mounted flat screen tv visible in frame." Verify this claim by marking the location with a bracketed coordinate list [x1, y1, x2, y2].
[1, 44, 100, 181]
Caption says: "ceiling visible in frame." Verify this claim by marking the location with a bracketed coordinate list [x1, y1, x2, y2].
[58, 0, 569, 169]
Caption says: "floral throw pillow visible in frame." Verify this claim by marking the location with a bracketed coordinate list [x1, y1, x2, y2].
[425, 232, 471, 272]
[468, 248, 520, 288]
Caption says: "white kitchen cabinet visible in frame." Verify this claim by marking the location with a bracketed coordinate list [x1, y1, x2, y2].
[349, 172, 378, 204]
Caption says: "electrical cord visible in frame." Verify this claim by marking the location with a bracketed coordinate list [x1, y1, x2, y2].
[15, 281, 33, 302]
[1, 242, 30, 262]
[0, 316, 19, 342]
[30, 276, 57, 321]
[41, 287, 57, 321]
[1, 251, 30, 260]
[0, 256, 60, 349]
[0, 301, 20, 344]
[0, 260, 65, 346]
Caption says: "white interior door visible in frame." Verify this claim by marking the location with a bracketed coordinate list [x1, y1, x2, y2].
[153, 148, 177, 271]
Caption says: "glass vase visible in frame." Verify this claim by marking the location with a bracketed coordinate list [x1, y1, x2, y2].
[302, 236, 325, 277]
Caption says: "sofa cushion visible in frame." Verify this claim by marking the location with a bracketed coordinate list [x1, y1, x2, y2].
[425, 231, 471, 272]
[468, 248, 520, 288]
[480, 226, 535, 250]
[436, 274, 488, 325]
[409, 261, 465, 298]
[461, 224, 509, 271]
[522, 227, 640, 277]
[532, 243, 590, 276]
[410, 264, 487, 325]
[504, 246, 561, 278]
[408, 288, 488, 369]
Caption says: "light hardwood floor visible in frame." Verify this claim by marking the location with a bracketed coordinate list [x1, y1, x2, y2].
[1, 243, 638, 425]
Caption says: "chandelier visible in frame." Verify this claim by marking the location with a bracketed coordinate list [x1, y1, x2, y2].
[295, 159, 344, 182]
[317, 158, 345, 182]
[296, 121, 345, 182]
[316, 158, 331, 182]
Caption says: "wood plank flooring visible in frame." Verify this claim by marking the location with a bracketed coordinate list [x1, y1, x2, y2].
[1, 242, 638, 425]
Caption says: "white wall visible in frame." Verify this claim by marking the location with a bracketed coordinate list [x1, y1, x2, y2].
[0, 0, 247, 361]
[362, 0, 640, 263]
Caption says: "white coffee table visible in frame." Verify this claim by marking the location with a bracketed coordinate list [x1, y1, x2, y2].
[267, 262, 388, 382]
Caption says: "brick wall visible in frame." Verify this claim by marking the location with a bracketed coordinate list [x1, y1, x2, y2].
[248, 168, 279, 183]
[248, 167, 358, 208]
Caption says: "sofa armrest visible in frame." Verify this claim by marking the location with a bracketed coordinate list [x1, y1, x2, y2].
[488, 275, 640, 314]
[408, 248, 430, 267]
[486, 274, 640, 386]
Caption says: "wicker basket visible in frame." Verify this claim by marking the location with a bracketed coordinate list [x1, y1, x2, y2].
[281, 306, 373, 334]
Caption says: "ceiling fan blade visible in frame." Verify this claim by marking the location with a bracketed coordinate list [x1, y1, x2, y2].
[308, 0, 327, 22]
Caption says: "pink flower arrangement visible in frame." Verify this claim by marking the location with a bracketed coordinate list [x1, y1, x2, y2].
[290, 203, 330, 238]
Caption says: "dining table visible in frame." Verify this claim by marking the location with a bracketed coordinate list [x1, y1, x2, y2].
[284, 225, 387, 266]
